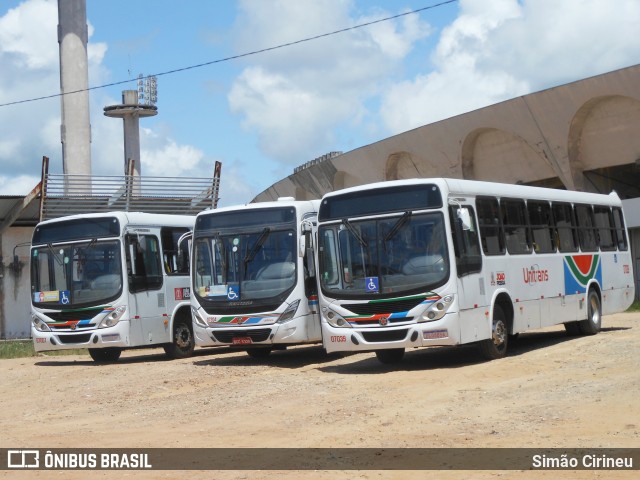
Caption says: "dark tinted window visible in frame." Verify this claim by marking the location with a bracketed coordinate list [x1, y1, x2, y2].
[575, 204, 598, 252]
[552, 202, 578, 252]
[161, 227, 190, 275]
[196, 207, 295, 232]
[527, 201, 555, 253]
[33, 217, 120, 245]
[319, 184, 442, 221]
[476, 197, 505, 255]
[501, 199, 531, 255]
[612, 207, 628, 251]
[593, 206, 615, 251]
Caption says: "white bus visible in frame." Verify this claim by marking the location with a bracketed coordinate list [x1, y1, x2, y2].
[190, 198, 320, 358]
[316, 178, 635, 363]
[31, 212, 196, 362]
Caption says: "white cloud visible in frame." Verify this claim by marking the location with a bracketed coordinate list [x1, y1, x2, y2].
[229, 0, 432, 165]
[0, 174, 41, 194]
[0, 0, 57, 69]
[380, 0, 640, 134]
[140, 128, 205, 177]
[0, 0, 109, 192]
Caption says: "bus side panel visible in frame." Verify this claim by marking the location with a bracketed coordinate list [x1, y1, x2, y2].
[456, 274, 491, 344]
[600, 250, 635, 314]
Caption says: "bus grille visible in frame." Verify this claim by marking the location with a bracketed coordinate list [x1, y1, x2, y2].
[361, 329, 409, 343]
[212, 328, 271, 343]
[45, 308, 104, 322]
[57, 334, 92, 344]
[342, 297, 426, 315]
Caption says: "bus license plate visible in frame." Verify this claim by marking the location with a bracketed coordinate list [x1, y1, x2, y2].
[232, 337, 252, 345]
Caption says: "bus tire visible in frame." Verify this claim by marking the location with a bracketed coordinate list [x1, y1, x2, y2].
[375, 348, 405, 364]
[479, 304, 508, 360]
[164, 320, 195, 359]
[89, 347, 121, 363]
[578, 289, 602, 336]
[246, 348, 272, 359]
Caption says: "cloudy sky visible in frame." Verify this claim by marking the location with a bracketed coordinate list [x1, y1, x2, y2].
[0, 0, 638, 207]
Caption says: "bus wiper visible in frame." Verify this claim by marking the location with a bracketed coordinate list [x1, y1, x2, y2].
[243, 227, 271, 265]
[213, 233, 228, 283]
[342, 219, 368, 248]
[383, 211, 412, 245]
[46, 243, 64, 266]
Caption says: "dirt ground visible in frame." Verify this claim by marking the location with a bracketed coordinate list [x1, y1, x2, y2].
[1, 311, 639, 480]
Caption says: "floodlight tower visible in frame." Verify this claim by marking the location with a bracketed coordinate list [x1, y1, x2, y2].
[103, 75, 158, 177]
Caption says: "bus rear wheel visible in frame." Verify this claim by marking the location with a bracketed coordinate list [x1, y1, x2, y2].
[479, 305, 508, 360]
[89, 347, 121, 363]
[164, 321, 195, 359]
[375, 348, 405, 364]
[578, 289, 602, 335]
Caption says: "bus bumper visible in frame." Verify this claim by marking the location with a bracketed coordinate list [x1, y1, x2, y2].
[193, 316, 318, 347]
[322, 313, 461, 353]
[31, 321, 132, 352]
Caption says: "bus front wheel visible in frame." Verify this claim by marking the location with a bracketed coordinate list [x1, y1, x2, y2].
[479, 305, 508, 360]
[375, 348, 405, 364]
[164, 321, 195, 359]
[89, 347, 121, 363]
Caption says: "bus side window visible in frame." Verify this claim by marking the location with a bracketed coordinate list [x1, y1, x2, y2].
[593, 206, 616, 251]
[449, 205, 482, 276]
[575, 204, 598, 252]
[126, 234, 163, 292]
[501, 198, 532, 255]
[476, 197, 505, 256]
[527, 200, 555, 253]
[612, 207, 628, 251]
[161, 227, 190, 275]
[552, 202, 579, 252]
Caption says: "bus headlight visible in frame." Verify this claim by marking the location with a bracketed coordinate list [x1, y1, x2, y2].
[277, 300, 300, 324]
[421, 295, 454, 322]
[32, 315, 51, 332]
[325, 309, 351, 328]
[98, 305, 126, 328]
[191, 306, 209, 328]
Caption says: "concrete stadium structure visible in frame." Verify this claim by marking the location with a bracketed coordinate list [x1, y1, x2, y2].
[254, 64, 640, 201]
[253, 64, 640, 296]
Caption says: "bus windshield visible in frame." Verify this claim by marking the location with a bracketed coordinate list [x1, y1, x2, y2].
[193, 209, 297, 305]
[318, 212, 449, 297]
[31, 239, 123, 308]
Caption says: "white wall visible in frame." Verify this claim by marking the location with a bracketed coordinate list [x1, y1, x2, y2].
[1, 227, 33, 339]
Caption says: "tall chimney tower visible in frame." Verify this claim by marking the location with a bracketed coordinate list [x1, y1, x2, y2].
[57, 0, 92, 176]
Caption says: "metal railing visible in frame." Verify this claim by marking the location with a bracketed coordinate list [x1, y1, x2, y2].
[39, 159, 221, 220]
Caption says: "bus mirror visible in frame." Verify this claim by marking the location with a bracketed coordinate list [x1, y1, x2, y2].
[299, 236, 306, 257]
[457, 208, 472, 231]
[301, 220, 313, 233]
[306, 251, 316, 278]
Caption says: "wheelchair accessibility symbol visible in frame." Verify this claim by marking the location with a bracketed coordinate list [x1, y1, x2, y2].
[365, 276, 379, 293]
[227, 285, 240, 301]
[60, 290, 70, 305]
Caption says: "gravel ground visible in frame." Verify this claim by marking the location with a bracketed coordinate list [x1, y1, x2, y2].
[1, 311, 639, 480]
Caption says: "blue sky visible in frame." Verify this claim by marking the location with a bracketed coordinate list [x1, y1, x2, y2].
[1, 0, 639, 207]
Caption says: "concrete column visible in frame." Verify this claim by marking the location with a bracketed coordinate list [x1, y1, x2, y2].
[58, 0, 92, 177]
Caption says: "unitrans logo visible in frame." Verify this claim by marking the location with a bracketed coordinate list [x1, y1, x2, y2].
[523, 266, 549, 284]
[8, 450, 39, 468]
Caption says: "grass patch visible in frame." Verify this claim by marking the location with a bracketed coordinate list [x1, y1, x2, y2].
[0, 340, 88, 360]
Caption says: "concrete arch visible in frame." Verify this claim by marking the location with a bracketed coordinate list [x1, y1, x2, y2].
[461, 127, 558, 185]
[568, 94, 640, 191]
[385, 151, 425, 180]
